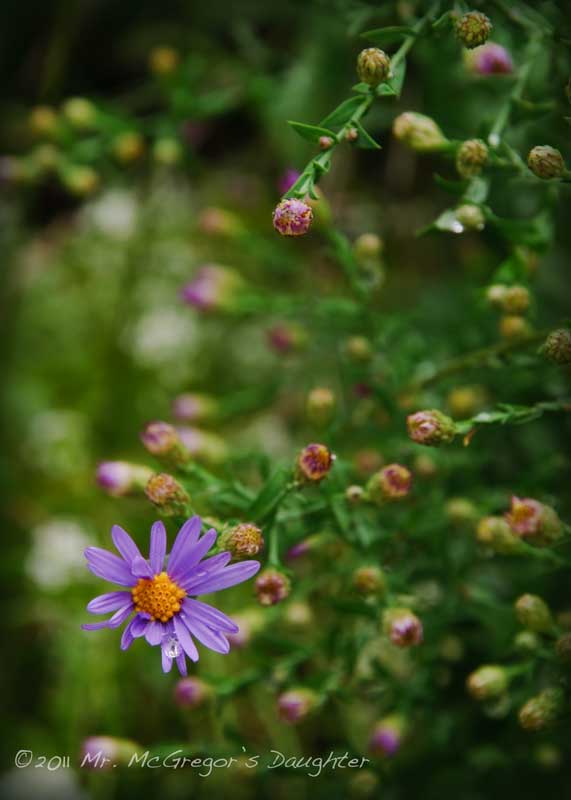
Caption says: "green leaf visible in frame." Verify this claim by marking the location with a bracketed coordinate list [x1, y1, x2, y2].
[488, 211, 552, 248]
[380, 58, 407, 97]
[361, 25, 417, 46]
[352, 82, 372, 95]
[320, 96, 365, 129]
[353, 121, 381, 149]
[247, 465, 292, 522]
[418, 208, 463, 236]
[434, 174, 468, 195]
[462, 177, 489, 204]
[287, 120, 336, 144]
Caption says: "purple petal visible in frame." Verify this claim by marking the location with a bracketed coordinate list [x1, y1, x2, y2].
[131, 614, 151, 638]
[185, 560, 261, 596]
[173, 615, 199, 662]
[84, 547, 137, 586]
[145, 620, 167, 646]
[167, 516, 202, 577]
[181, 612, 230, 654]
[82, 602, 133, 631]
[149, 521, 167, 574]
[176, 653, 188, 676]
[182, 598, 239, 633]
[111, 525, 143, 566]
[121, 616, 139, 650]
[87, 591, 132, 614]
[161, 649, 173, 673]
[168, 529, 217, 582]
[131, 555, 154, 579]
[179, 552, 231, 591]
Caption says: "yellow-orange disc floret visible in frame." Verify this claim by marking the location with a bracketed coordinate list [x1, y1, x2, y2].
[131, 571, 186, 622]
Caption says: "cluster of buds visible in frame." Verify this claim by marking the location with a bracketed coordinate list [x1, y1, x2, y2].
[455, 11, 492, 49]
[527, 146, 567, 180]
[514, 594, 554, 634]
[306, 387, 336, 427]
[392, 112, 448, 153]
[352, 565, 386, 597]
[476, 516, 522, 555]
[96, 461, 153, 497]
[219, 523, 265, 559]
[366, 464, 412, 505]
[407, 410, 456, 447]
[172, 393, 219, 423]
[383, 608, 423, 648]
[272, 198, 313, 237]
[368, 715, 405, 757]
[456, 139, 488, 179]
[486, 284, 531, 315]
[296, 443, 335, 483]
[506, 496, 562, 546]
[465, 43, 513, 75]
[144, 473, 189, 516]
[174, 677, 212, 709]
[466, 665, 508, 701]
[277, 688, 318, 724]
[255, 568, 291, 606]
[542, 328, 571, 365]
[180, 264, 244, 313]
[518, 688, 563, 732]
[140, 421, 190, 467]
[266, 322, 307, 355]
[356, 48, 391, 86]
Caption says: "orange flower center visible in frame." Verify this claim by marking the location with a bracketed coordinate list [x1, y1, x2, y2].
[131, 571, 186, 622]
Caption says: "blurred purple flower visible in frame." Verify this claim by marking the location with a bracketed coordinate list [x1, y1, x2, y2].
[278, 169, 301, 195]
[82, 516, 260, 675]
[470, 43, 513, 75]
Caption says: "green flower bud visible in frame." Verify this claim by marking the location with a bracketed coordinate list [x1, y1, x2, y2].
[456, 11, 493, 50]
[515, 593, 554, 634]
[499, 315, 532, 341]
[455, 204, 485, 231]
[306, 387, 336, 427]
[445, 497, 477, 525]
[353, 565, 387, 597]
[393, 112, 448, 153]
[219, 523, 265, 559]
[476, 516, 522, 555]
[466, 664, 509, 700]
[145, 473, 190, 516]
[518, 688, 563, 731]
[456, 139, 488, 178]
[528, 146, 566, 179]
[62, 97, 97, 130]
[153, 137, 183, 165]
[542, 328, 571, 365]
[514, 630, 540, 653]
[407, 409, 456, 447]
[356, 48, 391, 86]
[353, 233, 383, 260]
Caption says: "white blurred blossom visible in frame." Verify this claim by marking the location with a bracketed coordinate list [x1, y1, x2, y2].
[82, 190, 137, 239]
[26, 518, 91, 590]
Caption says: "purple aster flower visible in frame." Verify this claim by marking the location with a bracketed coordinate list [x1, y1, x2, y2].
[82, 516, 260, 675]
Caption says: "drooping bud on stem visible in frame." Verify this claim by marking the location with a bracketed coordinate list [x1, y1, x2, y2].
[272, 199, 313, 236]
[393, 112, 448, 153]
[145, 473, 190, 516]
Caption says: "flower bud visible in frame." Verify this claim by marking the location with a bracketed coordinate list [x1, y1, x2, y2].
[514, 630, 540, 653]
[345, 127, 359, 143]
[466, 665, 508, 700]
[499, 315, 531, 340]
[80, 736, 142, 769]
[393, 112, 447, 153]
[356, 48, 391, 86]
[29, 105, 58, 137]
[456, 139, 488, 178]
[112, 132, 145, 163]
[515, 594, 554, 634]
[220, 523, 264, 559]
[486, 284, 508, 307]
[176, 426, 228, 465]
[346, 485, 365, 504]
[180, 264, 243, 312]
[353, 565, 386, 597]
[140, 421, 189, 467]
[518, 688, 563, 732]
[445, 497, 477, 525]
[306, 387, 336, 427]
[383, 608, 423, 647]
[172, 393, 218, 423]
[272, 198, 313, 236]
[197, 207, 243, 237]
[456, 11, 492, 49]
[62, 97, 97, 130]
[466, 42, 513, 75]
[555, 633, 571, 664]
[277, 688, 318, 724]
[344, 336, 373, 362]
[296, 443, 334, 482]
[413, 453, 438, 478]
[500, 285, 531, 315]
[447, 385, 487, 418]
[96, 461, 153, 497]
[318, 135, 334, 150]
[266, 322, 307, 354]
[368, 715, 405, 757]
[255, 568, 291, 606]
[284, 600, 314, 628]
[174, 677, 212, 708]
[227, 608, 265, 648]
[407, 409, 456, 447]
[455, 203, 485, 231]
[366, 464, 412, 505]
[528, 146, 566, 179]
[145, 473, 190, 516]
[542, 328, 571, 365]
[506, 496, 562, 546]
[353, 233, 383, 260]
[153, 137, 183, 165]
[149, 46, 180, 75]
[62, 165, 100, 196]
[476, 515, 522, 554]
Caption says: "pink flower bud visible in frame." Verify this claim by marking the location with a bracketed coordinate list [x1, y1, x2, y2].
[140, 421, 190, 467]
[367, 463, 412, 505]
[506, 496, 562, 546]
[180, 264, 243, 312]
[407, 410, 456, 446]
[96, 461, 153, 497]
[277, 688, 318, 724]
[174, 677, 211, 709]
[383, 608, 423, 647]
[272, 198, 313, 237]
[296, 443, 334, 483]
[369, 715, 405, 757]
[255, 568, 291, 606]
[219, 523, 265, 559]
[468, 43, 513, 75]
[145, 473, 190, 516]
